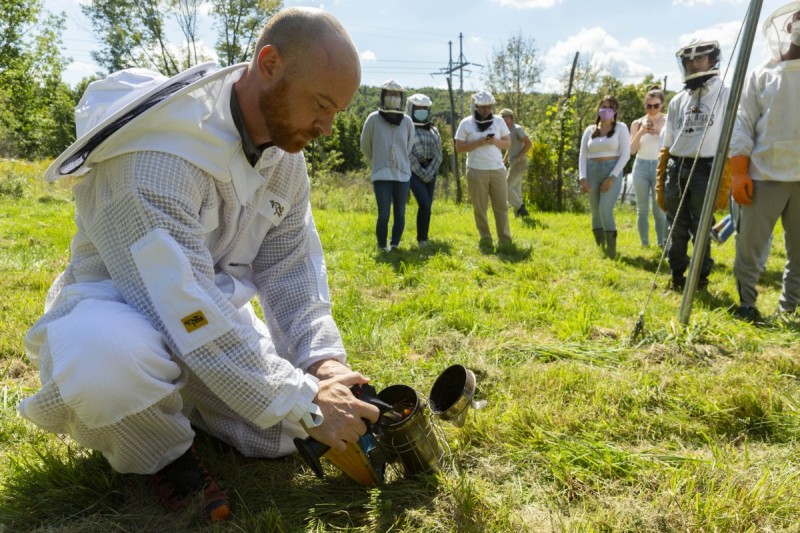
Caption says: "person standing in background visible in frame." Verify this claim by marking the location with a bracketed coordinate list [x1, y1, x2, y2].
[406, 93, 443, 248]
[360, 80, 415, 252]
[455, 91, 512, 252]
[578, 95, 630, 259]
[629, 86, 668, 248]
[729, 3, 800, 322]
[500, 109, 533, 218]
[656, 40, 730, 292]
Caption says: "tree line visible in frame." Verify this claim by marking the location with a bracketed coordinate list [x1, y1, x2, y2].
[1, 0, 675, 211]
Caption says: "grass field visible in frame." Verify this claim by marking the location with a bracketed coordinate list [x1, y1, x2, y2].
[2, 158, 800, 532]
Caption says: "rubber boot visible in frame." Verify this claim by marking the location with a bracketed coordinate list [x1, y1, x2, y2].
[592, 228, 604, 248]
[604, 231, 617, 259]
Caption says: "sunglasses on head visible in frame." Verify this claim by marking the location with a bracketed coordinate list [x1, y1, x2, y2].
[646, 103, 661, 109]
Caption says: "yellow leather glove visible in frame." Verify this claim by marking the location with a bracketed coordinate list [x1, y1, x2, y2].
[716, 157, 731, 210]
[730, 155, 752, 206]
[656, 147, 670, 211]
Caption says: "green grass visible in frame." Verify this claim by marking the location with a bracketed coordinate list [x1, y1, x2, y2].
[2, 159, 800, 532]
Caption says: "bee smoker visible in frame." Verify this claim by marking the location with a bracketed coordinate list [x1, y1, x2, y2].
[294, 365, 486, 483]
[428, 364, 487, 427]
[376, 384, 447, 477]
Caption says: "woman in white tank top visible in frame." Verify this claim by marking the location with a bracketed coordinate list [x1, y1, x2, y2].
[630, 86, 668, 247]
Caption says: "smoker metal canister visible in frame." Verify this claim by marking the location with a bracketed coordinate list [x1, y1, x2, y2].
[377, 384, 445, 477]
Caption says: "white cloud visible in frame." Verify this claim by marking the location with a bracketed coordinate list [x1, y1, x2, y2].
[360, 50, 376, 61]
[489, 0, 562, 7]
[538, 27, 677, 92]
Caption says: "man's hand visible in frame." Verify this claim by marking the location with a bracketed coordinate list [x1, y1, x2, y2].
[731, 155, 753, 206]
[656, 147, 670, 211]
[304, 372, 380, 452]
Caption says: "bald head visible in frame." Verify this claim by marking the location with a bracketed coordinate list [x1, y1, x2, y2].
[253, 7, 360, 78]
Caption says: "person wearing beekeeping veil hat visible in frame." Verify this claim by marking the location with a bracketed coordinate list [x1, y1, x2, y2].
[360, 79, 416, 251]
[454, 90, 513, 252]
[729, 1, 800, 322]
[405, 93, 442, 247]
[656, 39, 731, 293]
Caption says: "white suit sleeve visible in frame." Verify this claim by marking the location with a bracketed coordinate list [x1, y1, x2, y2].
[252, 180, 346, 372]
[730, 70, 760, 158]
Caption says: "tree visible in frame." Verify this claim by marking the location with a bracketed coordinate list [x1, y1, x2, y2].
[484, 33, 543, 125]
[0, 0, 76, 159]
[81, 0, 272, 75]
[212, 0, 281, 67]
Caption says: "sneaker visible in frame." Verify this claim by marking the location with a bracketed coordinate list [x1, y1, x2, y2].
[733, 306, 759, 323]
[515, 205, 529, 217]
[418, 240, 428, 248]
[389, 244, 398, 252]
[150, 444, 231, 521]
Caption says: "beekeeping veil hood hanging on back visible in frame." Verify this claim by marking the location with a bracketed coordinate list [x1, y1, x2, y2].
[763, 1, 800, 60]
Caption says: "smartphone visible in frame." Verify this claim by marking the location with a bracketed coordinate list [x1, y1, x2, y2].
[486, 133, 495, 138]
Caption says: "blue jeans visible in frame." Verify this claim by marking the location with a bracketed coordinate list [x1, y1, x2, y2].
[632, 158, 667, 246]
[409, 173, 435, 242]
[586, 159, 623, 232]
[373, 180, 410, 248]
[664, 157, 714, 278]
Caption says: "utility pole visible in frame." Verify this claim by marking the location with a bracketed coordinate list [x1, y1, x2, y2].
[433, 35, 474, 204]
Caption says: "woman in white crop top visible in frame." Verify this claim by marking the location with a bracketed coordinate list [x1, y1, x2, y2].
[578, 95, 630, 258]
[629, 86, 667, 247]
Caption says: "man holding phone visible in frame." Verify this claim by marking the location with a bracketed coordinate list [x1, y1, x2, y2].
[455, 91, 512, 251]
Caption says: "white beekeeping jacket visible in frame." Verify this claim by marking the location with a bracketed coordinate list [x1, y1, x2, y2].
[26, 65, 344, 433]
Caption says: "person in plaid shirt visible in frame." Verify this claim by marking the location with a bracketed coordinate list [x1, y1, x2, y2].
[406, 93, 443, 247]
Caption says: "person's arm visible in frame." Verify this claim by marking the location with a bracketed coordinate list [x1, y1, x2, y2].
[519, 133, 533, 161]
[406, 119, 416, 154]
[729, 70, 759, 158]
[494, 135, 511, 151]
[578, 127, 590, 184]
[427, 130, 443, 178]
[730, 70, 761, 205]
[409, 133, 426, 178]
[455, 135, 494, 153]
[610, 123, 631, 178]
[629, 118, 643, 155]
[360, 114, 373, 159]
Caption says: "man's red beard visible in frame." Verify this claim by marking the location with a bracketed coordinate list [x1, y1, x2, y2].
[259, 78, 321, 153]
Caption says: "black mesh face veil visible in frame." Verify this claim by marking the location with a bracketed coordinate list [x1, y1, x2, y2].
[58, 69, 210, 176]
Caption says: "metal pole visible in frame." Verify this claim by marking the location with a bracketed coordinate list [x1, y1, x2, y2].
[679, 0, 764, 324]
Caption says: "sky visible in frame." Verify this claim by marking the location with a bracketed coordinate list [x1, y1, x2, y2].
[47, 0, 790, 95]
